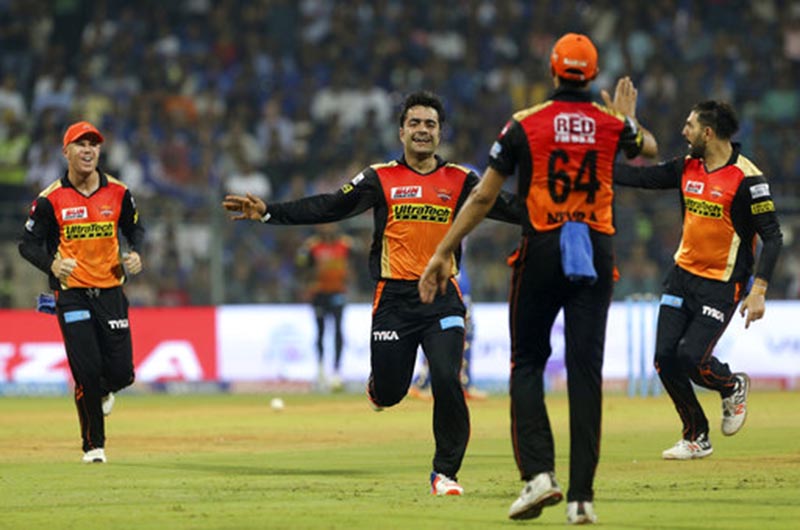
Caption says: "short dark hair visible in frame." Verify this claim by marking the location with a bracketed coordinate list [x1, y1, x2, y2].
[398, 91, 445, 127]
[692, 100, 739, 140]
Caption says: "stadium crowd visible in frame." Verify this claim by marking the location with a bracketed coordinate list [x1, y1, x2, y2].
[1, 0, 798, 307]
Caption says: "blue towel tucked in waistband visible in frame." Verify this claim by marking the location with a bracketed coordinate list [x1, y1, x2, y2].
[559, 221, 597, 285]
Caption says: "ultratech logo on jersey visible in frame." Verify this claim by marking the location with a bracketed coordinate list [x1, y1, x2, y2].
[64, 221, 115, 240]
[685, 198, 722, 219]
[392, 203, 451, 223]
[685, 181, 704, 195]
[391, 185, 423, 199]
[62, 206, 88, 221]
[554, 113, 596, 144]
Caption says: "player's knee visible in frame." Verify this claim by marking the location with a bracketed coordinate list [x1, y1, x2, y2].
[107, 366, 135, 391]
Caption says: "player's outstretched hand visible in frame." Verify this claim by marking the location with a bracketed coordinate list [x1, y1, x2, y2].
[222, 193, 267, 221]
[418, 253, 451, 304]
[601, 76, 638, 119]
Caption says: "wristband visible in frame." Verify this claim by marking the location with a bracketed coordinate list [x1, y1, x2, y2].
[260, 212, 271, 223]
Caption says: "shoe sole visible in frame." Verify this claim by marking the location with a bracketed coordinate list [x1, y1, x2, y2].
[509, 491, 564, 520]
[722, 373, 750, 436]
[662, 448, 713, 460]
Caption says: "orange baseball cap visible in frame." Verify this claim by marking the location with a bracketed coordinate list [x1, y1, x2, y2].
[550, 33, 598, 82]
[62, 121, 104, 148]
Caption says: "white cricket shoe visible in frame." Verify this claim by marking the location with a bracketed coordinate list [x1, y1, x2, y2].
[566, 501, 598, 525]
[82, 448, 106, 463]
[102, 392, 115, 416]
[721, 373, 750, 436]
[430, 472, 463, 496]
[508, 471, 563, 520]
[662, 433, 713, 460]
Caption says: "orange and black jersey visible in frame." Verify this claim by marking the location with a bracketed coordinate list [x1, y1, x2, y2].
[614, 144, 783, 284]
[488, 87, 645, 236]
[19, 169, 145, 291]
[266, 155, 520, 281]
[296, 234, 353, 294]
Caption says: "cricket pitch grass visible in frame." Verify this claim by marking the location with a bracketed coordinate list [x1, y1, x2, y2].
[1, 390, 798, 529]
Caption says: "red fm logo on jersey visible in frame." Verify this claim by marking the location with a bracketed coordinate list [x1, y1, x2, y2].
[554, 113, 596, 144]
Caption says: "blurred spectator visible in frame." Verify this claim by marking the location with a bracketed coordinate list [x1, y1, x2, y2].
[25, 130, 63, 192]
[0, 74, 27, 122]
[0, 0, 796, 306]
[0, 113, 30, 187]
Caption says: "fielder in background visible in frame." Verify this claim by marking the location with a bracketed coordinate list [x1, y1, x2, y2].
[296, 223, 353, 391]
[18, 121, 145, 464]
[419, 33, 657, 524]
[223, 91, 520, 497]
[613, 100, 783, 460]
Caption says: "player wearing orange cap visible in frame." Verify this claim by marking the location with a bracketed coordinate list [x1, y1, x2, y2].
[420, 33, 657, 523]
[19, 120, 145, 464]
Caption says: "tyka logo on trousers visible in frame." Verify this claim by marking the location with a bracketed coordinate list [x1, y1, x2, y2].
[108, 319, 129, 330]
[373, 330, 399, 341]
[701, 305, 725, 322]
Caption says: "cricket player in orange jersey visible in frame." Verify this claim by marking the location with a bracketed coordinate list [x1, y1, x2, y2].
[19, 121, 145, 464]
[223, 91, 520, 496]
[613, 100, 782, 461]
[420, 34, 658, 524]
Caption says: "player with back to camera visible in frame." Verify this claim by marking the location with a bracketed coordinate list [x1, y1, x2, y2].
[419, 34, 657, 524]
[611, 98, 783, 460]
[223, 90, 520, 496]
[18, 121, 145, 464]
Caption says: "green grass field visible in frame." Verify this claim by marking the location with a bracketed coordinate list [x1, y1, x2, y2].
[1, 390, 798, 529]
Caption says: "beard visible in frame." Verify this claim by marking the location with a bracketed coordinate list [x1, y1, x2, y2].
[688, 138, 706, 159]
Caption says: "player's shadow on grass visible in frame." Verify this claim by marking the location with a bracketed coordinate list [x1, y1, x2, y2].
[118, 461, 372, 477]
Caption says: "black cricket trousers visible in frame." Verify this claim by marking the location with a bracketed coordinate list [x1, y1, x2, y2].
[368, 279, 469, 479]
[508, 230, 613, 503]
[56, 286, 135, 452]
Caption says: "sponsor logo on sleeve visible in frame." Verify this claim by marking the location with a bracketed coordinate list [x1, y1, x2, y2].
[390, 186, 423, 199]
[751, 200, 775, 215]
[749, 183, 770, 199]
[351, 172, 365, 186]
[489, 141, 502, 159]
